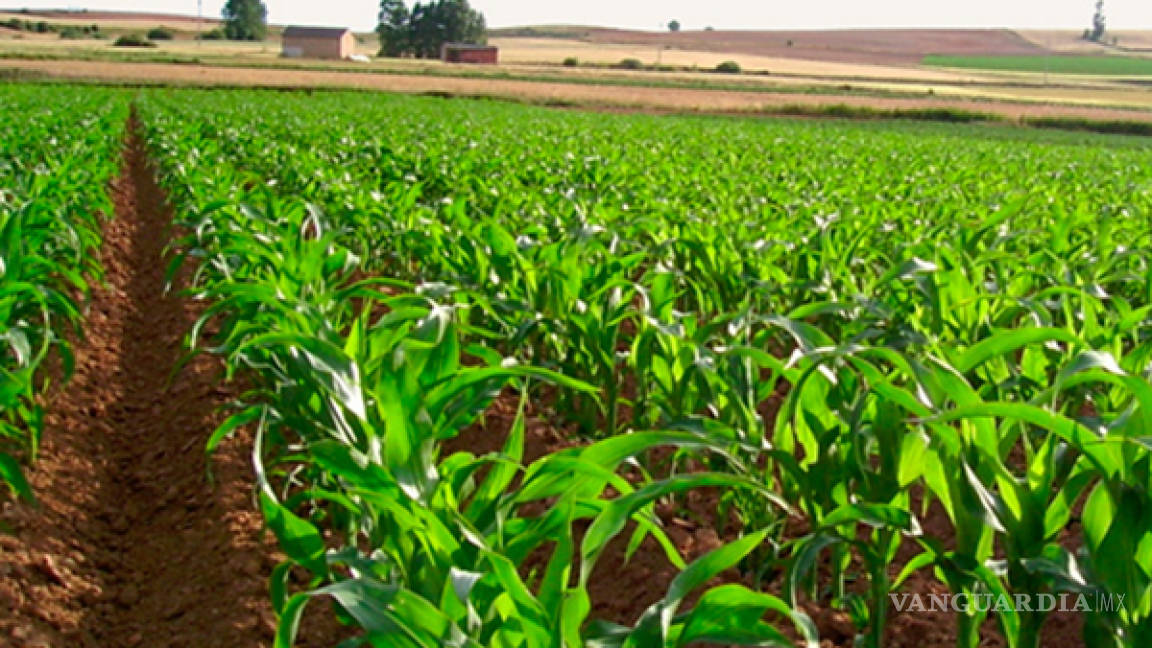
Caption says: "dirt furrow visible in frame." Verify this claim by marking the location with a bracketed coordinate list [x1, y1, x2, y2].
[0, 118, 277, 647]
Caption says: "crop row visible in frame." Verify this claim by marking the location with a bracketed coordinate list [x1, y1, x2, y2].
[134, 88, 1152, 647]
[0, 85, 128, 501]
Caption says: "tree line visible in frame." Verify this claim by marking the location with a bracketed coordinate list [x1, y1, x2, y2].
[218, 0, 487, 58]
[377, 1, 487, 58]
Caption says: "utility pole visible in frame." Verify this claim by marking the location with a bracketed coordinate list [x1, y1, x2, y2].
[197, 0, 202, 47]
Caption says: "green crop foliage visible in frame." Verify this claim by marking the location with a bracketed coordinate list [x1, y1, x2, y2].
[130, 87, 1152, 647]
[924, 54, 1152, 76]
[0, 85, 128, 502]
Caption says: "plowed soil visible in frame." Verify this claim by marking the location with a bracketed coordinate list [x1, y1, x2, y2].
[583, 28, 1046, 66]
[0, 120, 282, 647]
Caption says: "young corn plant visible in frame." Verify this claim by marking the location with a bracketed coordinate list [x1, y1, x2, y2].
[770, 335, 927, 648]
[0, 86, 126, 502]
[236, 291, 816, 647]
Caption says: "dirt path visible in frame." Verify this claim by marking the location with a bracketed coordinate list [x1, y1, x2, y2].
[0, 119, 278, 647]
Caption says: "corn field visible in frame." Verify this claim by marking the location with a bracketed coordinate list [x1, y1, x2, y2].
[0, 86, 126, 503]
[4, 83, 1152, 647]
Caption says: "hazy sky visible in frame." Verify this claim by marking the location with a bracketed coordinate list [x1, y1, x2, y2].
[14, 1, 1152, 32]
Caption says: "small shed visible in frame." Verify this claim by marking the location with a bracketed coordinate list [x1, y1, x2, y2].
[441, 43, 499, 64]
[282, 26, 355, 60]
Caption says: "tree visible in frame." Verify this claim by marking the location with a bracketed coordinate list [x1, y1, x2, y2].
[668, 19, 681, 32]
[377, 0, 411, 57]
[376, 0, 487, 59]
[222, 0, 267, 41]
[1088, 0, 1106, 42]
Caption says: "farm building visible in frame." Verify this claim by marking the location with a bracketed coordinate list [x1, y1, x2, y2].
[282, 26, 356, 60]
[441, 43, 499, 64]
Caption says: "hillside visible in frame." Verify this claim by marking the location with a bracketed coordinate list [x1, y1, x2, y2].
[3, 9, 207, 22]
[574, 28, 1046, 66]
[0, 13, 1114, 66]
[0, 8, 223, 30]
[1016, 29, 1152, 55]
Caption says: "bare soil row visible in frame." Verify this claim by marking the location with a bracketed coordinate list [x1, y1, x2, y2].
[0, 118, 292, 647]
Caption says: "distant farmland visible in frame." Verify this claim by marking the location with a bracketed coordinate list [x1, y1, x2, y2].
[926, 54, 1152, 76]
[572, 28, 1045, 66]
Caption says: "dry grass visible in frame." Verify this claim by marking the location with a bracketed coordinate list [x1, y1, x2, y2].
[944, 84, 1152, 110]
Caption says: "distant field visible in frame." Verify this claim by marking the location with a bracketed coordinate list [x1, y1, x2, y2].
[1, 10, 1150, 114]
[0, 9, 221, 32]
[5, 58, 1152, 126]
[926, 54, 1152, 76]
[490, 37, 974, 81]
[575, 28, 1044, 66]
[1016, 30, 1152, 54]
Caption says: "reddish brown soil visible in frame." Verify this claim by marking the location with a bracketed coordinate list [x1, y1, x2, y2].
[0, 120, 290, 647]
[583, 28, 1046, 66]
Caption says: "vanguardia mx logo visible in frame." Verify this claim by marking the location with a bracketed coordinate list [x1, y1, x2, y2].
[890, 593, 1127, 613]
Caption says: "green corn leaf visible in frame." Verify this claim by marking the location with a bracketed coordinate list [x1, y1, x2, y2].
[0, 452, 33, 504]
[627, 529, 772, 645]
[259, 491, 327, 576]
[677, 584, 814, 647]
[206, 404, 263, 455]
[953, 328, 1080, 375]
[580, 474, 786, 586]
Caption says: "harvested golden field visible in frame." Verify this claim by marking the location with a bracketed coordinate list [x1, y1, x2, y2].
[491, 42, 1152, 109]
[490, 37, 982, 81]
[4, 58, 1151, 124]
[954, 83, 1152, 109]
